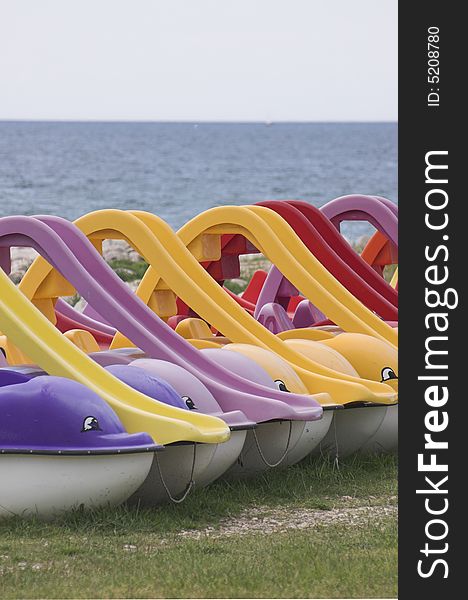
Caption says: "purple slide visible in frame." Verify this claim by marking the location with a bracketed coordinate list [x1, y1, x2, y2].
[56, 298, 117, 337]
[320, 194, 398, 247]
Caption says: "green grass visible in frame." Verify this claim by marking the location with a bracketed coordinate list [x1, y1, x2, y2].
[106, 258, 149, 282]
[224, 279, 247, 295]
[0, 454, 397, 599]
[383, 263, 397, 283]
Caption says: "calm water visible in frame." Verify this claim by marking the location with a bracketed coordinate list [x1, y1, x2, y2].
[0, 121, 397, 240]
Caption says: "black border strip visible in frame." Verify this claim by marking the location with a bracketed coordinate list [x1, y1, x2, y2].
[399, 3, 462, 597]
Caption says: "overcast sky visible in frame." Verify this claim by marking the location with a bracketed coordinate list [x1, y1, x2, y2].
[0, 0, 397, 121]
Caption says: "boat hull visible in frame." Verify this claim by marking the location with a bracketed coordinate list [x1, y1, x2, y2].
[196, 430, 247, 487]
[226, 420, 318, 477]
[0, 453, 153, 519]
[284, 411, 334, 465]
[361, 404, 398, 453]
[127, 443, 217, 505]
[317, 406, 388, 458]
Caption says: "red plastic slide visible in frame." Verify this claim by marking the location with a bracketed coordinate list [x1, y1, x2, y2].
[255, 201, 398, 320]
[286, 201, 398, 307]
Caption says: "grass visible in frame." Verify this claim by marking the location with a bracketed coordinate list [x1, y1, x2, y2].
[106, 258, 149, 283]
[61, 259, 149, 306]
[0, 453, 397, 599]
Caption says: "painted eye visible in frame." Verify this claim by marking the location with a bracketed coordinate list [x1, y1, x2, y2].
[274, 379, 290, 393]
[81, 416, 101, 432]
[182, 396, 197, 410]
[381, 367, 398, 382]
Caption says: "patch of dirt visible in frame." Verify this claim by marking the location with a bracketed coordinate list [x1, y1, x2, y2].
[178, 504, 397, 539]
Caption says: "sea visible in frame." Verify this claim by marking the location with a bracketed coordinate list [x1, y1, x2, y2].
[0, 121, 397, 241]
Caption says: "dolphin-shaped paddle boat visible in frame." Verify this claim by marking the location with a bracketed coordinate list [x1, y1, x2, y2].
[318, 333, 398, 453]
[105, 363, 254, 502]
[1, 359, 248, 505]
[165, 325, 388, 459]
[201, 346, 334, 470]
[282, 333, 397, 455]
[130, 353, 322, 479]
[0, 372, 158, 518]
[125, 360, 254, 483]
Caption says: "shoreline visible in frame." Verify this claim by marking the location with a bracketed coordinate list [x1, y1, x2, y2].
[9, 235, 370, 283]
[9, 240, 144, 284]
[9, 235, 389, 311]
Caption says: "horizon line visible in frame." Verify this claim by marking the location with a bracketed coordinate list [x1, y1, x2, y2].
[0, 118, 397, 125]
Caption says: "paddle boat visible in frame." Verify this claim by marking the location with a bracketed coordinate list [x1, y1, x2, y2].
[278, 332, 397, 454]
[1, 357, 248, 504]
[0, 252, 231, 509]
[0, 372, 158, 518]
[125, 359, 254, 482]
[106, 363, 253, 501]
[318, 333, 398, 453]
[201, 345, 334, 468]
[173, 317, 394, 457]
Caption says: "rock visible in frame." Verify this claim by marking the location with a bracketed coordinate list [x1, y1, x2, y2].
[102, 240, 143, 263]
[9, 247, 39, 283]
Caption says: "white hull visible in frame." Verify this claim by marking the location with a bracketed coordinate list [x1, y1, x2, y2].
[226, 420, 309, 477]
[284, 411, 334, 466]
[317, 406, 387, 458]
[0, 453, 153, 519]
[128, 443, 217, 505]
[361, 404, 398, 453]
[196, 430, 247, 487]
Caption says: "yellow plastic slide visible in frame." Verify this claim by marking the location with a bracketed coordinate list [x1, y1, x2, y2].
[0, 269, 230, 445]
[162, 205, 396, 347]
[20, 209, 396, 407]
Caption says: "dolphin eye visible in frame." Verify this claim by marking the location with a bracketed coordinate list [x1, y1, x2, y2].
[81, 416, 101, 432]
[274, 379, 290, 393]
[381, 367, 398, 382]
[182, 396, 197, 410]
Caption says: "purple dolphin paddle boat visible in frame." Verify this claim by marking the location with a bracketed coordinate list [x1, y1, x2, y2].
[0, 373, 158, 518]
[116, 360, 252, 486]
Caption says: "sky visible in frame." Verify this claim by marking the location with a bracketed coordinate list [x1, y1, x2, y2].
[0, 0, 397, 122]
